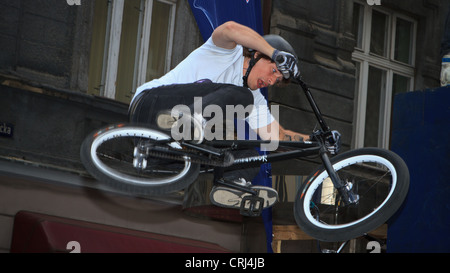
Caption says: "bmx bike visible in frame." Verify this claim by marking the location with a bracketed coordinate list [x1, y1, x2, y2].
[80, 79, 409, 242]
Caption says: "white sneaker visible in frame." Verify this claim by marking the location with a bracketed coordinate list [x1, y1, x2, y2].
[233, 177, 252, 187]
[156, 111, 178, 129]
[156, 110, 206, 144]
[210, 184, 278, 215]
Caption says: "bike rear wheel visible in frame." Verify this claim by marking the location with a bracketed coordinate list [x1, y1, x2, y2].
[294, 148, 409, 242]
[80, 124, 200, 196]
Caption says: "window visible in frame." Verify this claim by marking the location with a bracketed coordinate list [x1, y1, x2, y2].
[352, 1, 416, 148]
[88, 0, 176, 103]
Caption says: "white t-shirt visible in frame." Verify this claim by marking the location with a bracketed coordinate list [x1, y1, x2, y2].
[132, 37, 275, 129]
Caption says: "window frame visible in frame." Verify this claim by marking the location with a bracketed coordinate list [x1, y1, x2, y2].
[99, 0, 177, 101]
[352, 1, 417, 149]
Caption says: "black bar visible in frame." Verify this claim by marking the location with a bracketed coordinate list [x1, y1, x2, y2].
[230, 147, 321, 169]
[209, 139, 320, 149]
[266, 148, 320, 163]
[182, 142, 223, 157]
[296, 79, 330, 132]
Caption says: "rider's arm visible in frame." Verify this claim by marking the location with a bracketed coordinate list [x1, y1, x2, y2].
[257, 119, 310, 141]
[212, 21, 275, 58]
[280, 127, 310, 141]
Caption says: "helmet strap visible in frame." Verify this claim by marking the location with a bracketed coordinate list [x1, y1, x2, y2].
[243, 51, 263, 88]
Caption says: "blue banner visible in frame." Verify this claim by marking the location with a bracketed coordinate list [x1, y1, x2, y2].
[188, 0, 264, 40]
[188, 0, 273, 253]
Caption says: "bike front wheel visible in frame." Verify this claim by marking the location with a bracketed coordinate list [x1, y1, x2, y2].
[294, 148, 409, 242]
[80, 123, 200, 196]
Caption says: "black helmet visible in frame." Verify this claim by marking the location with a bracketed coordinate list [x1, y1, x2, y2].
[243, 34, 297, 87]
[264, 34, 297, 60]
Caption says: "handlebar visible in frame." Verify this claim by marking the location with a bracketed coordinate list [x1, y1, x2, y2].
[292, 77, 342, 154]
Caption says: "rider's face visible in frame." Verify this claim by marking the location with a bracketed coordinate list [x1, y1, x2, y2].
[246, 53, 283, 90]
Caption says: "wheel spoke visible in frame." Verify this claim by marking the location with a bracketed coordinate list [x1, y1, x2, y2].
[310, 160, 394, 227]
[82, 125, 195, 188]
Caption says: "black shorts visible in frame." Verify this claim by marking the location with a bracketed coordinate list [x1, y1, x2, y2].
[128, 82, 254, 127]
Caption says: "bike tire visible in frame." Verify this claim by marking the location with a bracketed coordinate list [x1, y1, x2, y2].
[80, 123, 200, 196]
[294, 148, 409, 242]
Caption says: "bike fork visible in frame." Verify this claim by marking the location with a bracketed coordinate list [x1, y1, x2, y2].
[319, 148, 359, 206]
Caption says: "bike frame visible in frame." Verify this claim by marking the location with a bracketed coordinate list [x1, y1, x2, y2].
[174, 79, 356, 204]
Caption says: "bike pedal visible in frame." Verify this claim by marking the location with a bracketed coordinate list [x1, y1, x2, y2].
[240, 196, 264, 217]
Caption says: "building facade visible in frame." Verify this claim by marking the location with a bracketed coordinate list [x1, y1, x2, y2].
[0, 0, 448, 252]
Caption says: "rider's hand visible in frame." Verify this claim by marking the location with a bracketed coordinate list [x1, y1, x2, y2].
[325, 130, 341, 155]
[272, 50, 300, 79]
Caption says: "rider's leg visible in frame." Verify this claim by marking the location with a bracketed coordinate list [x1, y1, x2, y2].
[128, 82, 254, 142]
[222, 149, 260, 182]
[210, 149, 278, 215]
[129, 83, 278, 213]
[129, 82, 254, 119]
[166, 83, 254, 142]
